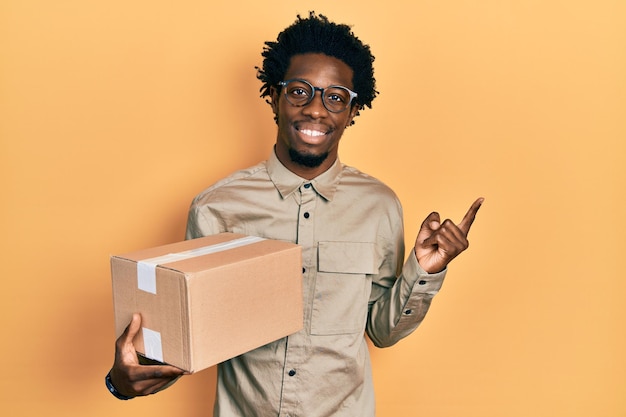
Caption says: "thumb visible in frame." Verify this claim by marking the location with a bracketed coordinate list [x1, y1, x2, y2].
[122, 313, 142, 345]
[421, 211, 441, 233]
[416, 211, 441, 246]
[114, 313, 142, 366]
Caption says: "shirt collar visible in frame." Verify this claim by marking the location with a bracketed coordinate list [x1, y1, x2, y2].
[267, 149, 342, 201]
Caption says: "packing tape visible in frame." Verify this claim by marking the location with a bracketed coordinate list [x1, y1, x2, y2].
[136, 235, 266, 294]
[142, 327, 163, 362]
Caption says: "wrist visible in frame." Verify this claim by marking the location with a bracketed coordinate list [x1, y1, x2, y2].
[105, 371, 134, 400]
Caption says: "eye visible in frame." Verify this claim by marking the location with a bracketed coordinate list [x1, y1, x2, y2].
[290, 87, 310, 97]
[325, 87, 351, 104]
[326, 93, 346, 103]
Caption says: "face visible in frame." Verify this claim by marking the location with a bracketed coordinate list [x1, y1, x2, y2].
[271, 53, 359, 179]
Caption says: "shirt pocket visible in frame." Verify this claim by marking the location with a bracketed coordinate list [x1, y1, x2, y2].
[310, 241, 380, 335]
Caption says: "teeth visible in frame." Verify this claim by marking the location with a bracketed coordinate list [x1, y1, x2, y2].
[300, 129, 326, 137]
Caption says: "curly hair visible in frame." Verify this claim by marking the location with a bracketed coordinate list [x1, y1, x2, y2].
[257, 12, 378, 122]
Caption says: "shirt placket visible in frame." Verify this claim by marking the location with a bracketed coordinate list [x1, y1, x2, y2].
[279, 182, 317, 417]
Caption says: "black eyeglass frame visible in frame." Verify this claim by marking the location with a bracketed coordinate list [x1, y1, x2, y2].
[278, 79, 358, 113]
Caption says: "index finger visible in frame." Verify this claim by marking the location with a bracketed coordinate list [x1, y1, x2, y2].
[133, 364, 187, 381]
[458, 197, 484, 235]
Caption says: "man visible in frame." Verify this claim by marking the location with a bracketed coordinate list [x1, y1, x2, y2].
[106, 12, 483, 416]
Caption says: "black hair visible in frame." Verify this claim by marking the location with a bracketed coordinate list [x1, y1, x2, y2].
[257, 12, 378, 122]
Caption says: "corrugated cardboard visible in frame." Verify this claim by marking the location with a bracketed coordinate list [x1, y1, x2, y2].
[111, 233, 303, 373]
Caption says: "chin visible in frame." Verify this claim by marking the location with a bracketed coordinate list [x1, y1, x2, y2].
[288, 148, 329, 168]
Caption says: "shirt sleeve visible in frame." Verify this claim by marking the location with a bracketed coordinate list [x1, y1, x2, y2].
[365, 217, 447, 348]
[185, 197, 222, 240]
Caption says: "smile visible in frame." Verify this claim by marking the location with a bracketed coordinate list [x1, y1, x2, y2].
[298, 128, 328, 137]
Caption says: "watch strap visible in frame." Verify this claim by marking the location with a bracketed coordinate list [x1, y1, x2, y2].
[105, 371, 134, 400]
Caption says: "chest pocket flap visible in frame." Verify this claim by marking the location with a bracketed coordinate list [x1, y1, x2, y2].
[318, 241, 379, 275]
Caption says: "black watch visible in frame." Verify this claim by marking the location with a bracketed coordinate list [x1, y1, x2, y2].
[105, 371, 134, 400]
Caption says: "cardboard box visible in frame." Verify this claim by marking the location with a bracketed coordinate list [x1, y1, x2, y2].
[111, 233, 303, 373]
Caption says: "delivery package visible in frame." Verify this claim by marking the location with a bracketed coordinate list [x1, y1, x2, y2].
[111, 232, 303, 373]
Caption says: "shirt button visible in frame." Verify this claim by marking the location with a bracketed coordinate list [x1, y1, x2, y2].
[404, 309, 412, 315]
[304, 183, 311, 188]
[303, 212, 310, 219]
[418, 280, 427, 285]
[288, 369, 296, 377]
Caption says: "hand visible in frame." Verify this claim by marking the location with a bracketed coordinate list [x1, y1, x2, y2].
[414, 198, 484, 274]
[109, 313, 186, 398]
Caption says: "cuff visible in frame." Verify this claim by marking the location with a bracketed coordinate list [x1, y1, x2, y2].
[404, 250, 446, 295]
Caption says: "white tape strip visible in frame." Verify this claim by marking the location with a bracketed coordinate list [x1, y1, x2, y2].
[142, 327, 163, 362]
[136, 235, 265, 294]
[137, 261, 158, 294]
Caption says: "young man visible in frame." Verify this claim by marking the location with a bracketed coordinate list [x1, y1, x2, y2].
[106, 12, 483, 416]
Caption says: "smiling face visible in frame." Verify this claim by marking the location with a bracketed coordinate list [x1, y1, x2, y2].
[271, 53, 359, 179]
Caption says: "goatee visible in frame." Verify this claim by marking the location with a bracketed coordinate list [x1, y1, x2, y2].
[288, 148, 329, 168]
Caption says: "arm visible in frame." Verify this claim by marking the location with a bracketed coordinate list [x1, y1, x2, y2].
[106, 313, 186, 399]
[366, 198, 484, 347]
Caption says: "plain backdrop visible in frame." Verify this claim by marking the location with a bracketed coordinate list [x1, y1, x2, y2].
[1, 1, 624, 416]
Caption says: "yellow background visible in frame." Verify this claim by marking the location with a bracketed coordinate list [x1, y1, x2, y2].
[1, 0, 624, 416]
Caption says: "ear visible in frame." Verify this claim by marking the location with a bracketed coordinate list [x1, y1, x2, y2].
[346, 104, 360, 127]
[269, 86, 279, 115]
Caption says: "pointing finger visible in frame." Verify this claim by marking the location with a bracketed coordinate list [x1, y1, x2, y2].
[458, 197, 484, 236]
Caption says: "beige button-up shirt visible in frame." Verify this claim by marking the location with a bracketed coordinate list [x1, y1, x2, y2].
[186, 151, 446, 417]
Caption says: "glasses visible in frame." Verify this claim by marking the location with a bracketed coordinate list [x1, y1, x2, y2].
[278, 79, 358, 113]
